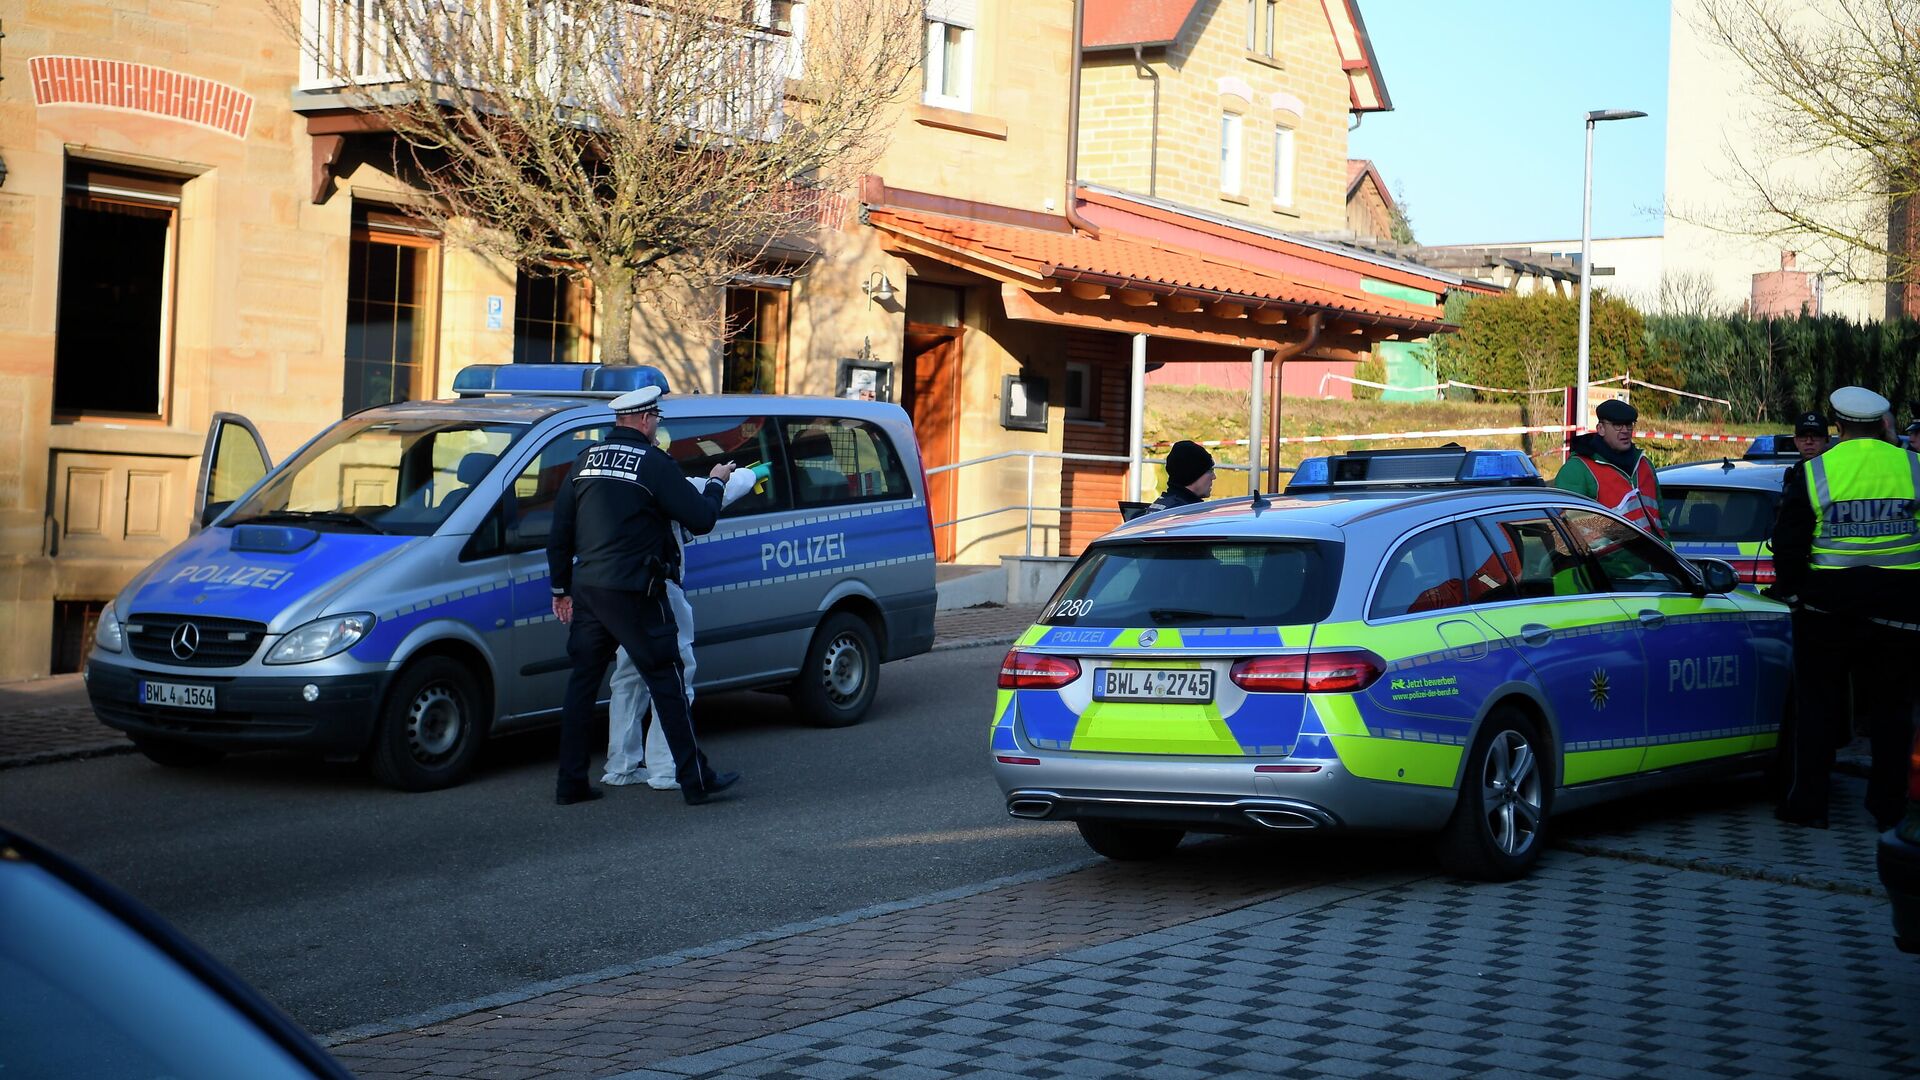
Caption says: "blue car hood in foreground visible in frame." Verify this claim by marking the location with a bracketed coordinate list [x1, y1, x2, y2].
[122, 526, 420, 628]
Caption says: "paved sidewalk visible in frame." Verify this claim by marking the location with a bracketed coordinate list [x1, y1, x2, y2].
[0, 606, 1043, 770]
[326, 776, 1919, 1079]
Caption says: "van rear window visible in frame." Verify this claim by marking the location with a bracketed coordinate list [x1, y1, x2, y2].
[1660, 486, 1779, 543]
[1042, 541, 1341, 628]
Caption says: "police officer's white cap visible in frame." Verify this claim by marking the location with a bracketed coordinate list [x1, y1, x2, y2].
[1829, 386, 1891, 423]
[610, 386, 664, 415]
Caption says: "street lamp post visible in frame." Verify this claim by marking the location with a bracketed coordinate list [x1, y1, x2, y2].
[1576, 108, 1647, 434]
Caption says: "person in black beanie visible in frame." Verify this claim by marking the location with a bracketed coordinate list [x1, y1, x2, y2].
[1150, 440, 1216, 511]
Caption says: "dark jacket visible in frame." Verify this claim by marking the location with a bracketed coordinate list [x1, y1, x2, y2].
[547, 426, 722, 596]
[1769, 444, 1920, 621]
[1149, 485, 1204, 512]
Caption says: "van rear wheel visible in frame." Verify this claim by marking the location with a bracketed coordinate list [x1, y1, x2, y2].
[791, 611, 878, 728]
[368, 657, 487, 792]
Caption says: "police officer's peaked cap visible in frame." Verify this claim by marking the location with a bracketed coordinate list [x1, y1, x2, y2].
[610, 385, 665, 415]
[1794, 411, 1828, 435]
[1594, 398, 1637, 425]
[1829, 385, 1891, 423]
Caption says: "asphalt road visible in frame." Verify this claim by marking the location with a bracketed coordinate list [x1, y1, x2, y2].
[0, 643, 1090, 1036]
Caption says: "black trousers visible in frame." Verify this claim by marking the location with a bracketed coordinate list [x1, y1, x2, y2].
[558, 584, 719, 797]
[1783, 607, 1916, 827]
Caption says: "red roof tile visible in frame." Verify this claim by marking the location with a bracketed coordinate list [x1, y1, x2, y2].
[1083, 0, 1203, 49]
[865, 206, 1443, 328]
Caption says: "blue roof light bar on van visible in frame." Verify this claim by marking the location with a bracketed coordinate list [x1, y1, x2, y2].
[452, 363, 670, 398]
[1285, 446, 1543, 493]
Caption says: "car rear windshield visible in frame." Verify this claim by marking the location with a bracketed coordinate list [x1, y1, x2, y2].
[1041, 541, 1341, 628]
[1659, 486, 1779, 543]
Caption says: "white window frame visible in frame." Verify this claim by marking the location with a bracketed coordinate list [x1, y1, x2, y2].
[1264, 0, 1279, 57]
[1221, 113, 1244, 197]
[1245, 0, 1258, 49]
[1064, 362, 1094, 421]
[1272, 124, 1296, 209]
[923, 18, 974, 111]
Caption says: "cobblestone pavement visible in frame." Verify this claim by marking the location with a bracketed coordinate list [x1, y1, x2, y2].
[328, 774, 1916, 1080]
[0, 607, 1044, 770]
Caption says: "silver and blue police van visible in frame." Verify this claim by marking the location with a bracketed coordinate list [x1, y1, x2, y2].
[85, 364, 938, 790]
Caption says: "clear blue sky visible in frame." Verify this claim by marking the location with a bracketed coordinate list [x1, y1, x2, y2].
[1348, 0, 1670, 246]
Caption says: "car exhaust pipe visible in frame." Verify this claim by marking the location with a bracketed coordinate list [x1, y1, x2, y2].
[1244, 808, 1322, 830]
[1007, 798, 1055, 819]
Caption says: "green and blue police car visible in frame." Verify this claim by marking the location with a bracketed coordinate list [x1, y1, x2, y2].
[1656, 436, 1802, 591]
[991, 446, 1793, 880]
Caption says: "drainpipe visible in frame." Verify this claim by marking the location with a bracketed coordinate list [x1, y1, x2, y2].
[1266, 312, 1325, 491]
[1064, 0, 1099, 236]
[1132, 44, 1160, 197]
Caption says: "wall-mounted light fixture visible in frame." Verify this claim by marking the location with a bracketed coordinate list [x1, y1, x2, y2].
[861, 270, 895, 304]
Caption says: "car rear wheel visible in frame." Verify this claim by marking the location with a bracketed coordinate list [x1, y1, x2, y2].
[791, 611, 878, 728]
[1076, 820, 1184, 861]
[1437, 707, 1550, 881]
[368, 657, 487, 792]
[131, 736, 224, 769]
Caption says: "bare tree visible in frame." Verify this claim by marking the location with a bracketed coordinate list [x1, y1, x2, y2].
[1685, 0, 1920, 292]
[281, 0, 923, 363]
[1655, 268, 1732, 317]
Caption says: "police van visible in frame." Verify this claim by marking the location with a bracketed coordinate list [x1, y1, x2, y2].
[992, 446, 1793, 880]
[86, 364, 938, 790]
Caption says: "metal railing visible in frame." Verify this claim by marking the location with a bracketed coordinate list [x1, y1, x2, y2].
[925, 449, 1267, 557]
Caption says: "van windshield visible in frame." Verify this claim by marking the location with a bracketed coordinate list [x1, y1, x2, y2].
[1042, 541, 1341, 628]
[225, 416, 526, 536]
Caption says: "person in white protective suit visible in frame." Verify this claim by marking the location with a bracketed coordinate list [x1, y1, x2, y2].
[603, 461, 760, 788]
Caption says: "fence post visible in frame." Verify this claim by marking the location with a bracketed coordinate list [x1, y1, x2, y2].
[1024, 453, 1035, 556]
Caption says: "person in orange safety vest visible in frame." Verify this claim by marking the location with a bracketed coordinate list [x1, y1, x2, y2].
[1553, 397, 1665, 539]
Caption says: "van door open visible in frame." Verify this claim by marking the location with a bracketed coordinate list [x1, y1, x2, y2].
[194, 413, 272, 531]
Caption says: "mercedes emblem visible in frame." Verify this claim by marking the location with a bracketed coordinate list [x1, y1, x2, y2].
[170, 622, 201, 661]
[1139, 629, 1158, 647]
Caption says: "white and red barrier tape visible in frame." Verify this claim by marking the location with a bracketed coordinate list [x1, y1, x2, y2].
[1314, 371, 1730, 407]
[1144, 425, 1756, 450]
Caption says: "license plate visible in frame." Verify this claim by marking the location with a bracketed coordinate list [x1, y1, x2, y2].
[140, 680, 216, 711]
[1095, 668, 1214, 703]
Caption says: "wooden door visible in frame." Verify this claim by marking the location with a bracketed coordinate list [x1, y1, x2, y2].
[903, 324, 962, 561]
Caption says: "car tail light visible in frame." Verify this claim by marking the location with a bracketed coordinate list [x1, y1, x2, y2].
[998, 650, 1081, 690]
[1728, 557, 1775, 585]
[1230, 649, 1385, 693]
[1909, 728, 1920, 803]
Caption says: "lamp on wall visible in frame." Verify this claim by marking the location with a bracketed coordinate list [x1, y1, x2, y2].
[861, 270, 895, 304]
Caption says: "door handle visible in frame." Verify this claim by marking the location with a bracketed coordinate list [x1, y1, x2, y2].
[1637, 610, 1667, 629]
[1518, 623, 1553, 646]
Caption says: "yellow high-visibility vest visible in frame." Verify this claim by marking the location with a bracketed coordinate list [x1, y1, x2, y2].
[1806, 438, 1920, 570]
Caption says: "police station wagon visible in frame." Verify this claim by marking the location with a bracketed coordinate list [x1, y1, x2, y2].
[86, 364, 937, 790]
[991, 447, 1793, 880]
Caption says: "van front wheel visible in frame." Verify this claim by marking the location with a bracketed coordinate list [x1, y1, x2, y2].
[791, 612, 878, 728]
[368, 657, 487, 792]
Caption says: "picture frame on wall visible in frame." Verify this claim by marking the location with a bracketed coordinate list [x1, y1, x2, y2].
[1000, 374, 1048, 432]
[837, 358, 893, 402]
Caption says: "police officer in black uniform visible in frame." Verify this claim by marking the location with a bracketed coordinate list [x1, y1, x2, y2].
[547, 385, 741, 806]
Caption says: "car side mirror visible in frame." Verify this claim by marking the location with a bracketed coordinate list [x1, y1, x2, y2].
[199, 500, 232, 528]
[1692, 557, 1739, 595]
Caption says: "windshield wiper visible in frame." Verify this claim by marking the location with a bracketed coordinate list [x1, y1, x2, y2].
[232, 510, 388, 534]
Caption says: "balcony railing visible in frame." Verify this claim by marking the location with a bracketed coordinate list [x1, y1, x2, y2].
[297, 0, 791, 140]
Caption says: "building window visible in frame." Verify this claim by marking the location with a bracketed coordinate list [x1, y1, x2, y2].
[343, 206, 439, 415]
[1264, 0, 1279, 56]
[1273, 124, 1296, 208]
[1245, 0, 1258, 49]
[53, 165, 182, 417]
[1064, 362, 1095, 421]
[923, 9, 974, 110]
[1221, 113, 1244, 196]
[514, 270, 593, 363]
[723, 285, 789, 394]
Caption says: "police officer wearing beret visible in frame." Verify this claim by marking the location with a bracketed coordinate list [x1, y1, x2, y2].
[547, 385, 740, 806]
[1771, 386, 1920, 830]
[1554, 398, 1666, 539]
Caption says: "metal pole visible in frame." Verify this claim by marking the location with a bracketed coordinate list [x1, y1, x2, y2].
[1024, 453, 1034, 556]
[1576, 117, 1595, 434]
[1127, 332, 1147, 501]
[1248, 348, 1265, 496]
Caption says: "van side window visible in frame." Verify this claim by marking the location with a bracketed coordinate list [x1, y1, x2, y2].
[780, 417, 912, 508]
[1371, 525, 1466, 619]
[503, 425, 608, 553]
[655, 415, 788, 518]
